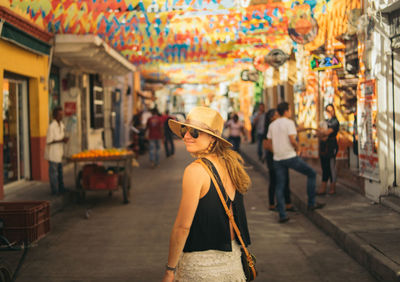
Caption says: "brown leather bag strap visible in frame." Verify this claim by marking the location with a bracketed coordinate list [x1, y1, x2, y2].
[196, 159, 255, 267]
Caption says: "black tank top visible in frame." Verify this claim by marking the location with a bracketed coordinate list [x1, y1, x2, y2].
[183, 158, 251, 252]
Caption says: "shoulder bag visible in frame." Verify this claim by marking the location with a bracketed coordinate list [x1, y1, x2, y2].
[197, 159, 257, 281]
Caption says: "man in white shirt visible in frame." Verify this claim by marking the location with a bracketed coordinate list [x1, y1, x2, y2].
[45, 107, 69, 195]
[266, 102, 324, 223]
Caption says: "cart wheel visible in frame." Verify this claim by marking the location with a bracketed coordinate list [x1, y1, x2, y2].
[127, 177, 131, 197]
[76, 171, 83, 204]
[127, 177, 131, 191]
[76, 191, 86, 203]
[0, 259, 12, 282]
[80, 191, 86, 201]
[76, 171, 85, 204]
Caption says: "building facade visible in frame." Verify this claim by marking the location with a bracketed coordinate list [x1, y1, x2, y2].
[0, 6, 53, 198]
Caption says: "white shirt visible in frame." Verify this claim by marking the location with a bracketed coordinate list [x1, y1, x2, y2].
[45, 120, 65, 163]
[267, 117, 297, 161]
[226, 120, 243, 137]
[255, 112, 266, 134]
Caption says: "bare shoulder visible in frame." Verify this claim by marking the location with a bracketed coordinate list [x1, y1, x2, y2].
[183, 161, 208, 180]
[182, 161, 209, 195]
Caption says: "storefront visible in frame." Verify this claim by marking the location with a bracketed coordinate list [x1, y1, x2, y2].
[291, 0, 365, 192]
[2, 75, 30, 185]
[51, 34, 136, 157]
[0, 6, 53, 197]
[365, 0, 400, 201]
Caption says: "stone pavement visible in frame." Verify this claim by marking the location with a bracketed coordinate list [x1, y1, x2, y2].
[5, 142, 377, 282]
[240, 142, 400, 282]
[1, 142, 398, 281]
[2, 164, 76, 215]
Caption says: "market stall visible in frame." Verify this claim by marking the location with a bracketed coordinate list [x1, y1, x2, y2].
[68, 149, 135, 204]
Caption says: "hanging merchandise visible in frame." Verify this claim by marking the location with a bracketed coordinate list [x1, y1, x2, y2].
[357, 79, 379, 181]
[253, 70, 264, 103]
[288, 4, 318, 44]
[264, 49, 289, 69]
[253, 55, 269, 72]
[240, 69, 260, 83]
[296, 69, 319, 158]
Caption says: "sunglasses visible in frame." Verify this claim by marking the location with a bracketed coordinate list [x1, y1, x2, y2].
[180, 126, 200, 139]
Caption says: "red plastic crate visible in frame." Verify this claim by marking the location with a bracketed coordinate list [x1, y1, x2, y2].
[82, 164, 107, 189]
[87, 173, 119, 190]
[0, 201, 50, 243]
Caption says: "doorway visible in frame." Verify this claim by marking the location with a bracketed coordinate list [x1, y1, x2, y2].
[2, 78, 31, 185]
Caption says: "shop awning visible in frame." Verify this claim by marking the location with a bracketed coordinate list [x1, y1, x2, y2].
[53, 34, 136, 75]
[0, 20, 51, 55]
[0, 6, 52, 56]
[380, 1, 400, 14]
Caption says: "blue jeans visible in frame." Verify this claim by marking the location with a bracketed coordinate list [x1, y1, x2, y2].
[257, 133, 264, 160]
[228, 136, 241, 152]
[149, 139, 160, 165]
[49, 161, 65, 195]
[274, 156, 316, 219]
[164, 134, 175, 157]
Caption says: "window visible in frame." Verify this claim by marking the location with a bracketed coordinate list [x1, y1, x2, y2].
[89, 75, 104, 129]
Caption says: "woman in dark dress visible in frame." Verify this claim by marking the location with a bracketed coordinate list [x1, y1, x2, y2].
[163, 107, 252, 282]
[317, 104, 340, 195]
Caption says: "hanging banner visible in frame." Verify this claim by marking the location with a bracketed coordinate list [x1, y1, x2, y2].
[357, 79, 379, 181]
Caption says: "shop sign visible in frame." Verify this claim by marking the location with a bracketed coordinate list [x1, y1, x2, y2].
[357, 79, 379, 181]
[64, 102, 76, 116]
[310, 54, 342, 71]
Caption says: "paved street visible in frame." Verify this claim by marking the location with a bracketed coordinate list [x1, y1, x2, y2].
[14, 142, 376, 282]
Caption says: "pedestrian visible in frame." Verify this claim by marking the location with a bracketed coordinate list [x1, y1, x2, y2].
[224, 113, 246, 152]
[45, 106, 69, 195]
[316, 104, 340, 195]
[161, 110, 175, 157]
[266, 102, 325, 223]
[263, 109, 294, 211]
[128, 113, 142, 156]
[162, 106, 252, 282]
[146, 108, 163, 168]
[252, 103, 266, 162]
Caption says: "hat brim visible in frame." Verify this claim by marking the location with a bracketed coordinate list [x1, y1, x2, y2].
[168, 119, 232, 147]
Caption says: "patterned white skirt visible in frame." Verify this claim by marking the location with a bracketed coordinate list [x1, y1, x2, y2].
[175, 241, 246, 282]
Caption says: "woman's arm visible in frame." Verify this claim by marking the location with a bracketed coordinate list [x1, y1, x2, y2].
[163, 162, 207, 281]
[317, 128, 334, 139]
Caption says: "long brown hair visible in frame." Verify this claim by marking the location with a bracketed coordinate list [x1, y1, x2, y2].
[195, 139, 251, 194]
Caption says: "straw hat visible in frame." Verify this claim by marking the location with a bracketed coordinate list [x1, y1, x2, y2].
[168, 106, 232, 147]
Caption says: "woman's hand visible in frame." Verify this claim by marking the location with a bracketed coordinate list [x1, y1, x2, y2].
[162, 270, 175, 282]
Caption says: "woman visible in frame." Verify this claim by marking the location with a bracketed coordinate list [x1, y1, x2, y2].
[264, 109, 293, 211]
[225, 113, 246, 152]
[317, 104, 340, 195]
[162, 106, 252, 282]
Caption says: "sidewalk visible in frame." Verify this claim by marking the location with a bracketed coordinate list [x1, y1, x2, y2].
[1, 164, 76, 216]
[241, 142, 400, 282]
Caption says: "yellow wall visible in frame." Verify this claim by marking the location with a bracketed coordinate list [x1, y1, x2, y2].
[0, 39, 50, 138]
[0, 68, 3, 145]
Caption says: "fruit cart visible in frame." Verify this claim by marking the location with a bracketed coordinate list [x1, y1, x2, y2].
[68, 149, 135, 204]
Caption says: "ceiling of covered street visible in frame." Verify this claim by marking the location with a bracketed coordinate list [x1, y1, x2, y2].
[9, 0, 356, 84]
